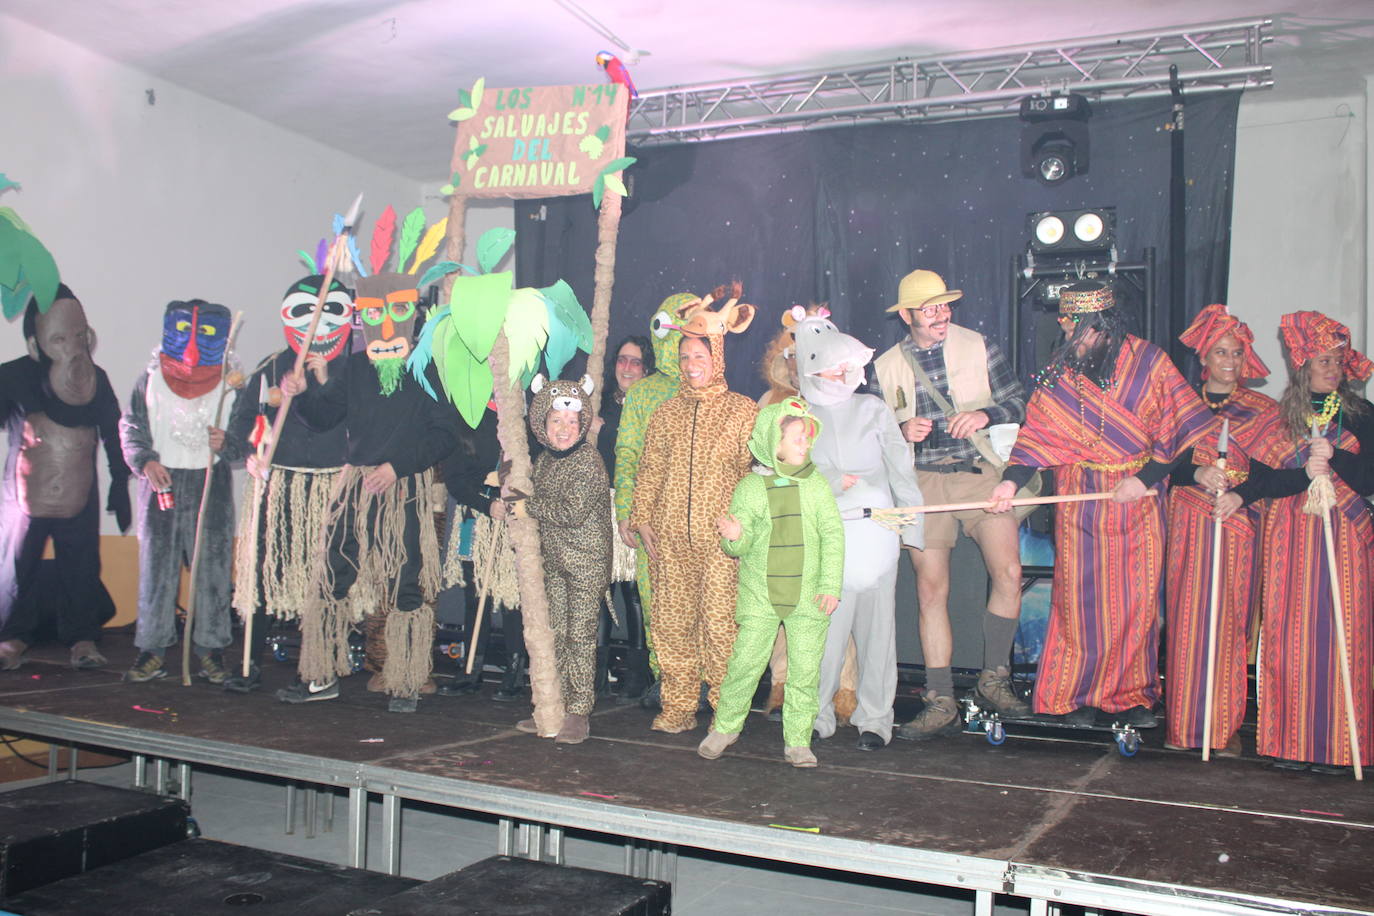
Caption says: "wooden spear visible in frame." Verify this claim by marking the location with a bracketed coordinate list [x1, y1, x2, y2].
[257, 193, 362, 474]
[1201, 418, 1229, 762]
[180, 311, 244, 685]
[1307, 419, 1363, 780]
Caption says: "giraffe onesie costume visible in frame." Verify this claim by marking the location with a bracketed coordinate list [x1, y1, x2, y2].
[613, 292, 698, 668]
[631, 288, 758, 732]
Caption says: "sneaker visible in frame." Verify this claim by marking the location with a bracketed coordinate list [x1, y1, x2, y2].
[196, 653, 229, 685]
[975, 666, 1030, 717]
[697, 728, 739, 760]
[0, 639, 28, 671]
[124, 652, 167, 683]
[784, 746, 818, 768]
[1120, 705, 1157, 728]
[222, 663, 262, 694]
[276, 678, 339, 703]
[895, 694, 960, 741]
[69, 641, 106, 669]
[1063, 706, 1099, 727]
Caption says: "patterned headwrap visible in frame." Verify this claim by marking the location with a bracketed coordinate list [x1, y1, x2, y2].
[1178, 303, 1269, 381]
[1279, 310, 1373, 382]
[1057, 281, 1114, 315]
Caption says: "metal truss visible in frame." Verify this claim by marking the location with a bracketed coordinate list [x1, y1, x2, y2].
[627, 18, 1272, 145]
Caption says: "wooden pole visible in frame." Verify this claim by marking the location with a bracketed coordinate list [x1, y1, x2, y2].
[180, 311, 244, 685]
[1200, 455, 1227, 763]
[1319, 505, 1364, 780]
[465, 522, 503, 675]
[846, 489, 1158, 519]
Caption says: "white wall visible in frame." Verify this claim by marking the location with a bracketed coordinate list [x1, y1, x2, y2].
[1228, 81, 1369, 391]
[0, 12, 426, 532]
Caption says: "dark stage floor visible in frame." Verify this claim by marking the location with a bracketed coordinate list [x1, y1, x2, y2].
[1, 630, 1371, 914]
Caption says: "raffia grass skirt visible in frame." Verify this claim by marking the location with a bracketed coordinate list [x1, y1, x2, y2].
[233, 465, 340, 621]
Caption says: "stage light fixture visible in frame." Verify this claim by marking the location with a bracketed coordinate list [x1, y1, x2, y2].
[1019, 93, 1090, 186]
[1027, 207, 1116, 255]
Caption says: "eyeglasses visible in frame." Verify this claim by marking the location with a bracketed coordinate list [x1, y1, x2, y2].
[914, 303, 954, 318]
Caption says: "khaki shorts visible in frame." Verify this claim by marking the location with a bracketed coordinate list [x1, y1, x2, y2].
[915, 464, 1007, 549]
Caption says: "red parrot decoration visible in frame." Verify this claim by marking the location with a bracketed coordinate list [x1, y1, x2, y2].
[595, 50, 638, 99]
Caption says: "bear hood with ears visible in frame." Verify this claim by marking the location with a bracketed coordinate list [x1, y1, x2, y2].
[748, 396, 822, 481]
[529, 374, 596, 450]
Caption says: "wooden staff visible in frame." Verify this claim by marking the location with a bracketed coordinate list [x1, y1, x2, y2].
[258, 193, 362, 474]
[842, 488, 1158, 520]
[1308, 419, 1363, 780]
[465, 520, 504, 675]
[181, 311, 245, 686]
[1201, 419, 1229, 762]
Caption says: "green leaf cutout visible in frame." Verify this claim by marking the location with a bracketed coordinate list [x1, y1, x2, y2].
[449, 270, 513, 362]
[594, 125, 610, 142]
[602, 172, 629, 198]
[592, 175, 606, 209]
[503, 288, 550, 383]
[476, 227, 516, 274]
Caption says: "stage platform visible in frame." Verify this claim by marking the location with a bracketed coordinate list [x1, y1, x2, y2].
[0, 633, 1370, 916]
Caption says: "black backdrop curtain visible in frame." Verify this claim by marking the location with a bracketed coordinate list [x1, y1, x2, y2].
[515, 92, 1240, 397]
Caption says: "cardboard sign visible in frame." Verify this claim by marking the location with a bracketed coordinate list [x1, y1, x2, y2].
[451, 84, 629, 199]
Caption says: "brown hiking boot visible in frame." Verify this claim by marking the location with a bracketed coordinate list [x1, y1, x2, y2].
[697, 728, 739, 760]
[555, 713, 590, 744]
[895, 694, 960, 741]
[975, 666, 1030, 717]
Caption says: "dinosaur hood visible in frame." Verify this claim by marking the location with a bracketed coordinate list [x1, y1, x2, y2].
[749, 397, 821, 481]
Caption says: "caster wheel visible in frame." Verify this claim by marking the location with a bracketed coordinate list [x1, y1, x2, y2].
[272, 647, 289, 663]
[985, 722, 1006, 746]
[1117, 733, 1140, 757]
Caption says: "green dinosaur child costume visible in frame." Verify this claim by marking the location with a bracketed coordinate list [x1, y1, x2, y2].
[703, 398, 844, 763]
[611, 291, 697, 672]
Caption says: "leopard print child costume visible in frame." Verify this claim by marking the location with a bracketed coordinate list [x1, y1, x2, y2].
[524, 375, 612, 721]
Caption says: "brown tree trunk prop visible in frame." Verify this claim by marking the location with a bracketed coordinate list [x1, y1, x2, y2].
[583, 187, 622, 425]
[489, 333, 564, 734]
[439, 192, 562, 733]
[181, 311, 244, 686]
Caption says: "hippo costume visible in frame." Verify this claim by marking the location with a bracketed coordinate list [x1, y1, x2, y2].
[794, 313, 922, 746]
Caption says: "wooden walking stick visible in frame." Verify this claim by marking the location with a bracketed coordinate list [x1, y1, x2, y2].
[180, 311, 245, 686]
[1305, 419, 1363, 780]
[1201, 419, 1229, 762]
[465, 520, 504, 675]
[843, 489, 1157, 525]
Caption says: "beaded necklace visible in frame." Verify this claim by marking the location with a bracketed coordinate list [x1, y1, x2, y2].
[1202, 384, 1239, 413]
[1306, 391, 1340, 430]
[1074, 371, 1110, 449]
